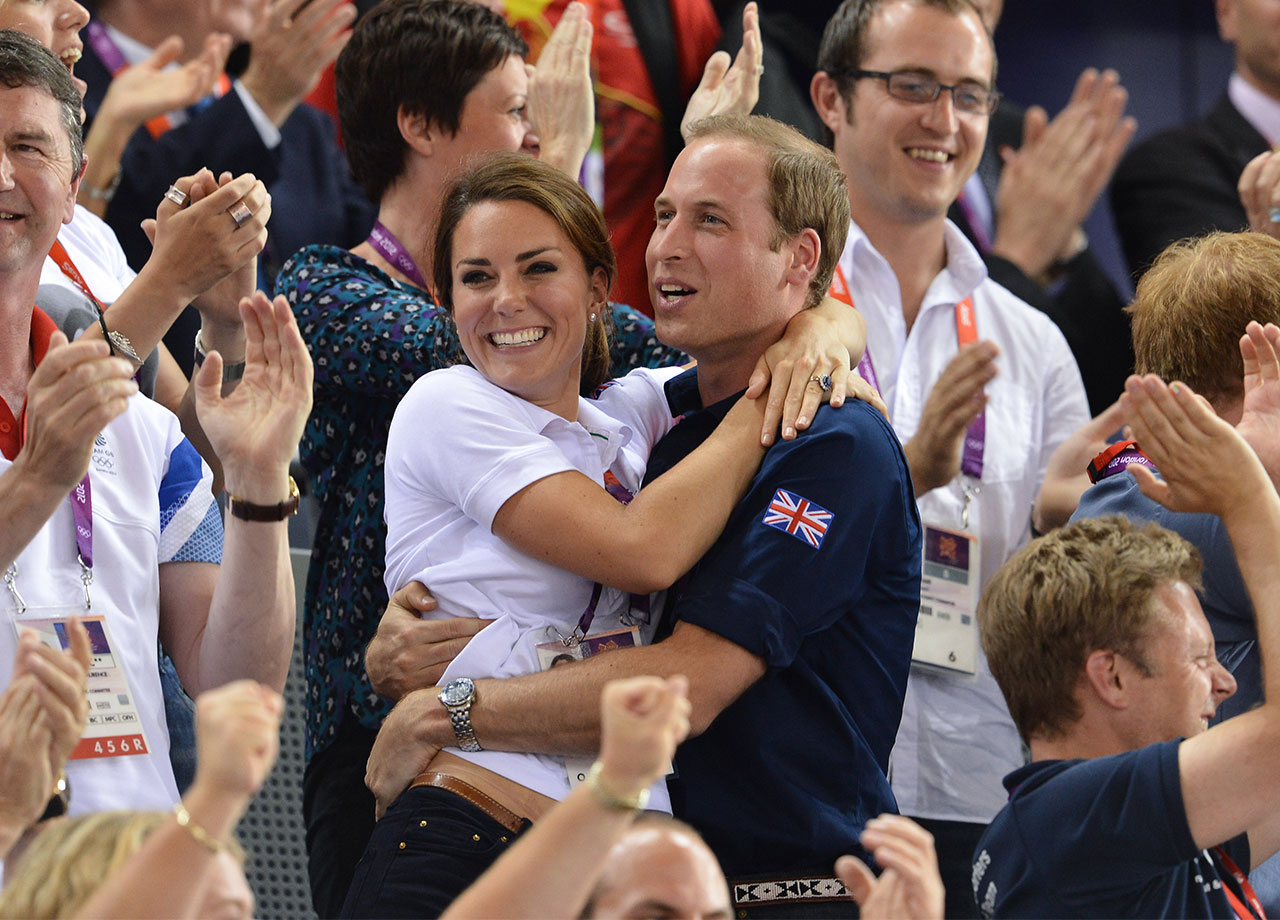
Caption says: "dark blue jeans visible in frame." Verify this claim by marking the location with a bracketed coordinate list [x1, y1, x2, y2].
[304, 719, 378, 918]
[158, 646, 196, 793]
[339, 784, 530, 919]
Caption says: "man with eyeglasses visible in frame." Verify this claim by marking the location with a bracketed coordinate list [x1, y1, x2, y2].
[810, 0, 1090, 914]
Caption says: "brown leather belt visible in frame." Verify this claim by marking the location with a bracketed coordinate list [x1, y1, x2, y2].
[408, 771, 525, 834]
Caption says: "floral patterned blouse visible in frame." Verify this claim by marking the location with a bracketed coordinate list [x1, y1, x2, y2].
[279, 244, 684, 758]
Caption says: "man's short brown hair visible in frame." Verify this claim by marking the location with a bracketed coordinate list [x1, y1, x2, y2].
[1129, 231, 1280, 405]
[979, 516, 1202, 743]
[683, 114, 850, 308]
[814, 0, 997, 145]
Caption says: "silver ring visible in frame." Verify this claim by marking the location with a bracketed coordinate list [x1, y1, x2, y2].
[809, 374, 833, 392]
[1269, 206, 1280, 224]
[228, 201, 253, 228]
[164, 185, 189, 207]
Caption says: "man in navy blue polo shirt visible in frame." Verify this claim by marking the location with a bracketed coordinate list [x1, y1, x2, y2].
[972, 334, 1280, 917]
[364, 114, 922, 916]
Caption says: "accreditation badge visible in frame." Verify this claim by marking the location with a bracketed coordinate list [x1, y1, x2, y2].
[911, 523, 981, 675]
[10, 613, 151, 759]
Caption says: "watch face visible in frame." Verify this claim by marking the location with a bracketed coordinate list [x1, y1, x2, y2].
[440, 677, 474, 706]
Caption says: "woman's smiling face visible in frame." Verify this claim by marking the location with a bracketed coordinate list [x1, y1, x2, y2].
[448, 198, 606, 419]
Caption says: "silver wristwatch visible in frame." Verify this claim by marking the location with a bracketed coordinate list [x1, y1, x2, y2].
[438, 677, 481, 752]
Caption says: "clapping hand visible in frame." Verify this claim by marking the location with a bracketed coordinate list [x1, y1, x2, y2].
[681, 2, 763, 138]
[194, 293, 311, 503]
[902, 342, 999, 497]
[836, 815, 945, 920]
[97, 33, 233, 131]
[992, 68, 1136, 280]
[527, 2, 594, 177]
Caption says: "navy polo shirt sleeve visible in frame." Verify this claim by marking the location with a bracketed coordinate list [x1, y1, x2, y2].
[670, 400, 920, 668]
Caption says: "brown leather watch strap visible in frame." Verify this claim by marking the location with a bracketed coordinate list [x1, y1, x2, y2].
[227, 476, 300, 522]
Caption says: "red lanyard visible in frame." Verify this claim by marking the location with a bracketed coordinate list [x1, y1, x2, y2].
[830, 264, 983, 478]
[1214, 846, 1268, 920]
[49, 240, 105, 310]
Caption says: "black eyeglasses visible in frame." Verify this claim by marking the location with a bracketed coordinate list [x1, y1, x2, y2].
[843, 69, 1001, 116]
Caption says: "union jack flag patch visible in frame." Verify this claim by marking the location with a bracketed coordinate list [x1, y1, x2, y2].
[762, 488, 833, 549]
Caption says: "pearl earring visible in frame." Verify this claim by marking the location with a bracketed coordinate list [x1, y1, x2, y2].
[589, 311, 598, 323]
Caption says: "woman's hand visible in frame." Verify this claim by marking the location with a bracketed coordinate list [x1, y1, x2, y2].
[181, 680, 283, 846]
[528, 2, 594, 178]
[192, 680, 283, 803]
[594, 675, 690, 801]
[680, 1, 763, 139]
[745, 299, 867, 445]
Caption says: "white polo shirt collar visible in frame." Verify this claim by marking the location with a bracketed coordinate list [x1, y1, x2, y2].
[502, 383, 636, 475]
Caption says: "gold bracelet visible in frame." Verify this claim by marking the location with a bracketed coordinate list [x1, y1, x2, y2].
[586, 760, 650, 811]
[173, 803, 224, 854]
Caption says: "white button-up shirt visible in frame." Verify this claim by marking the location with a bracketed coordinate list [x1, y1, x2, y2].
[839, 219, 1090, 822]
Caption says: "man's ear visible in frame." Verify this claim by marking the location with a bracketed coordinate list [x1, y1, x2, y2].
[65, 155, 86, 225]
[1215, 0, 1236, 42]
[810, 71, 848, 135]
[784, 228, 821, 291]
[397, 105, 436, 157]
[1083, 649, 1129, 710]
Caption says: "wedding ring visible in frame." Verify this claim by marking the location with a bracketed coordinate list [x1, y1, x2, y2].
[164, 185, 189, 207]
[809, 374, 833, 392]
[228, 201, 253, 228]
[1269, 206, 1280, 224]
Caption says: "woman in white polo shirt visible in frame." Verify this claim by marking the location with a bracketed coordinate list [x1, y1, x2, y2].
[352, 152, 783, 916]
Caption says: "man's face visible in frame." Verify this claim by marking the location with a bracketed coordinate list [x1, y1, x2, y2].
[646, 137, 807, 369]
[816, 0, 992, 228]
[587, 826, 732, 920]
[1218, 0, 1280, 99]
[1126, 581, 1237, 743]
[0, 84, 79, 276]
[0, 0, 91, 97]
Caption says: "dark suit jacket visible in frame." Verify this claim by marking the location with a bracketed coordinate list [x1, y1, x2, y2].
[949, 100, 1132, 415]
[78, 33, 376, 373]
[1111, 93, 1266, 279]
